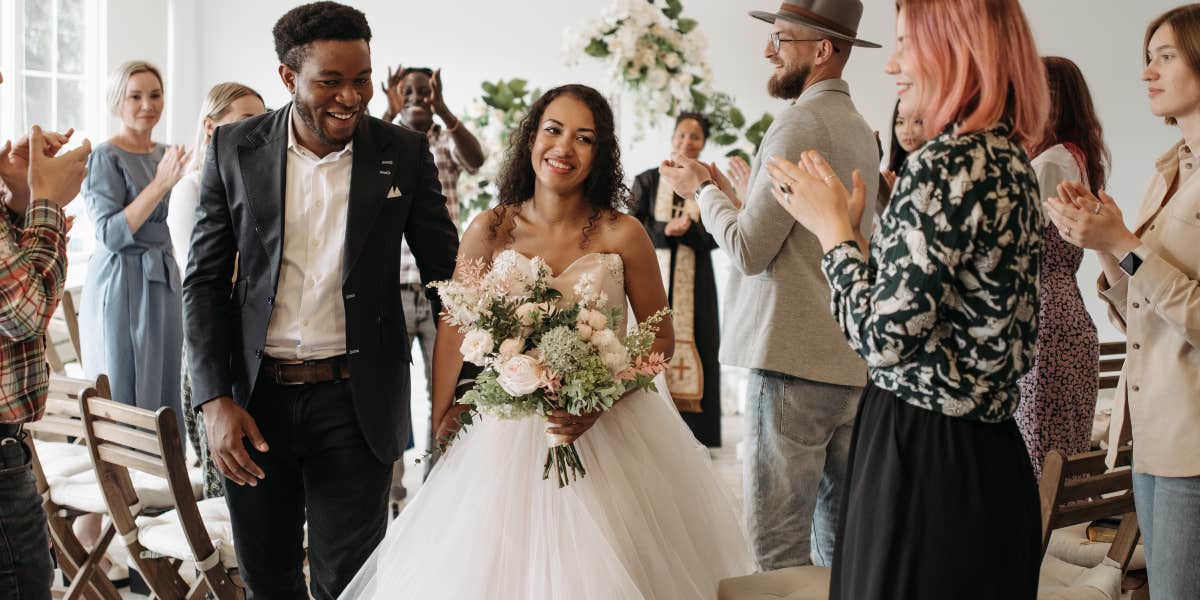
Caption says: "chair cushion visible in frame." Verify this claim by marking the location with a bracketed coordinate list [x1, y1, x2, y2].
[32, 441, 92, 480]
[1038, 554, 1122, 600]
[717, 566, 830, 600]
[136, 497, 236, 568]
[48, 466, 204, 513]
[1048, 523, 1146, 571]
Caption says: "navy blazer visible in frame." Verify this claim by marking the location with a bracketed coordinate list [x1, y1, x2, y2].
[182, 105, 459, 462]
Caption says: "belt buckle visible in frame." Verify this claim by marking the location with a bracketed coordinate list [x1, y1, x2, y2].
[272, 359, 307, 386]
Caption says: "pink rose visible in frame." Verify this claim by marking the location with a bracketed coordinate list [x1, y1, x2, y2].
[577, 323, 594, 340]
[496, 354, 544, 396]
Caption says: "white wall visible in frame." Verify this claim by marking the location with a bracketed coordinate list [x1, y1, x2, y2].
[145, 0, 1182, 341]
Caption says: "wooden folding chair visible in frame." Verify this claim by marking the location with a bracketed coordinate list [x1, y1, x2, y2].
[24, 375, 122, 600]
[1039, 444, 1146, 598]
[79, 391, 242, 599]
[1097, 342, 1126, 392]
[44, 288, 83, 375]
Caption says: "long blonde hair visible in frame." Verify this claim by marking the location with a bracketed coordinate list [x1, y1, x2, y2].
[106, 60, 164, 116]
[189, 82, 264, 170]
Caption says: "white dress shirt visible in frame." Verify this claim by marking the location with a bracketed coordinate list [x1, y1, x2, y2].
[264, 112, 353, 360]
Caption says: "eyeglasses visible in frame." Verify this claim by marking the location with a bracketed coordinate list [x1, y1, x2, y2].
[769, 31, 841, 54]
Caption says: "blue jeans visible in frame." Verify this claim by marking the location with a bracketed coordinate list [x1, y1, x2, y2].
[744, 370, 859, 570]
[0, 436, 52, 600]
[1132, 469, 1200, 599]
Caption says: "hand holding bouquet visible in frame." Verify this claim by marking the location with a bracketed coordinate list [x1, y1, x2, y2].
[430, 252, 669, 487]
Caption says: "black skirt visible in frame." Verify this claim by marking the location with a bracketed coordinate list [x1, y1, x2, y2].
[830, 383, 1042, 599]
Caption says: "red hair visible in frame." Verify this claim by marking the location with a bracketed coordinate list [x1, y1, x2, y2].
[900, 0, 1049, 147]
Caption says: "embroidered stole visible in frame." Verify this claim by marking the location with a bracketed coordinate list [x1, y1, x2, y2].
[653, 179, 704, 412]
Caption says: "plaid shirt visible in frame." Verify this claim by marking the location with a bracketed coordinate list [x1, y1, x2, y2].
[0, 196, 68, 424]
[399, 124, 470, 284]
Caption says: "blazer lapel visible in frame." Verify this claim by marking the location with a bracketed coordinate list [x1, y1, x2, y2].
[238, 106, 290, 261]
[343, 118, 394, 283]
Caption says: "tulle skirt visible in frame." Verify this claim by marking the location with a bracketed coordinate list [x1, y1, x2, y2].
[339, 383, 757, 599]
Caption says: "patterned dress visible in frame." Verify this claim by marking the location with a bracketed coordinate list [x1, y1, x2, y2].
[1015, 144, 1100, 479]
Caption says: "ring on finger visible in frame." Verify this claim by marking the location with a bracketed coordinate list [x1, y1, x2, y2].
[823, 174, 836, 184]
[779, 182, 793, 195]
[1092, 203, 1102, 215]
[1066, 226, 1073, 236]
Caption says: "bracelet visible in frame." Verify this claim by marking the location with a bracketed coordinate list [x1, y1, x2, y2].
[445, 118, 462, 133]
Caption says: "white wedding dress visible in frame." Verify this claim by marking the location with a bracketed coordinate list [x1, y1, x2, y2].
[339, 250, 756, 599]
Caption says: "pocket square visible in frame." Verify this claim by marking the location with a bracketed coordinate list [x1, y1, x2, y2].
[387, 186, 403, 199]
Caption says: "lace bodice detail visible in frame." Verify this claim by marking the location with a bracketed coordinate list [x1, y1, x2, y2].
[499, 250, 627, 333]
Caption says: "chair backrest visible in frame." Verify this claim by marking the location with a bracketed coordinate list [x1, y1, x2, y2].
[44, 288, 83, 374]
[1039, 444, 1140, 570]
[1098, 341, 1126, 391]
[78, 389, 238, 598]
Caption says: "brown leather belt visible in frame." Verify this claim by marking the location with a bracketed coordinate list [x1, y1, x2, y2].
[263, 355, 351, 386]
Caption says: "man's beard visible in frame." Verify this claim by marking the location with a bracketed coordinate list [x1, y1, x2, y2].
[294, 93, 354, 147]
[768, 63, 811, 100]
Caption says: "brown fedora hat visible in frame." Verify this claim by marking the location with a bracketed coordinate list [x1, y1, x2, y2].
[750, 0, 881, 48]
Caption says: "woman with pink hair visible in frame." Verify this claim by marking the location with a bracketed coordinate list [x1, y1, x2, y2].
[767, 0, 1049, 596]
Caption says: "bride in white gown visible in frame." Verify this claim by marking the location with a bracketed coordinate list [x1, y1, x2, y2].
[339, 84, 755, 600]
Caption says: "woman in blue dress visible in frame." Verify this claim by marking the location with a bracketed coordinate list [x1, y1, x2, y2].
[80, 60, 191, 431]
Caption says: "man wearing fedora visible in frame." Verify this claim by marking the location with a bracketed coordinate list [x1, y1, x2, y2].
[661, 0, 879, 571]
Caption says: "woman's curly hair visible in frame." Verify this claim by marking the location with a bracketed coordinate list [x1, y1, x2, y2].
[490, 84, 629, 246]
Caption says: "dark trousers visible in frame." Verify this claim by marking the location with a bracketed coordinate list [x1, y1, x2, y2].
[223, 378, 390, 600]
[0, 433, 53, 600]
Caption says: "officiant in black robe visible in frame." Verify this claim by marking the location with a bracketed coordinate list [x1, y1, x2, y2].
[631, 113, 722, 447]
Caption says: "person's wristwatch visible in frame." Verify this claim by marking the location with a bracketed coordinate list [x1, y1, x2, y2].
[694, 179, 716, 202]
[1119, 248, 1144, 277]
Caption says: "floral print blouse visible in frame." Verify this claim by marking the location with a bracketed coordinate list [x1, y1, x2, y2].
[821, 122, 1043, 422]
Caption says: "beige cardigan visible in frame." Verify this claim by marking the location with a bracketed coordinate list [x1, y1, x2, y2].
[1100, 140, 1200, 477]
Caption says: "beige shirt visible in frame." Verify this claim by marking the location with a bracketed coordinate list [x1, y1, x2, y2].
[1100, 140, 1200, 477]
[264, 113, 353, 360]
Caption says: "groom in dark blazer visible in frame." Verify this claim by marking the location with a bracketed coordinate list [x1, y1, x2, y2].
[182, 3, 458, 598]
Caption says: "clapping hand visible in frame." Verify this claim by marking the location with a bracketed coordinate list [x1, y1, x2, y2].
[381, 64, 406, 120]
[1044, 181, 1140, 257]
[664, 214, 692, 236]
[27, 126, 91, 209]
[153, 145, 192, 193]
[766, 151, 865, 252]
[726, 155, 751, 201]
[429, 68, 451, 119]
[0, 127, 75, 205]
[659, 152, 712, 199]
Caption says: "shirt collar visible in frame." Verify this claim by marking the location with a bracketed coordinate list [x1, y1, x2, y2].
[287, 108, 354, 162]
[793, 78, 851, 104]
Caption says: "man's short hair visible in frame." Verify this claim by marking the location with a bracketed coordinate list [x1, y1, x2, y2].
[272, 1, 372, 71]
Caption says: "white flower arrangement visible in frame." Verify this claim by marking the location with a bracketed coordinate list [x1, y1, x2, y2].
[562, 0, 773, 161]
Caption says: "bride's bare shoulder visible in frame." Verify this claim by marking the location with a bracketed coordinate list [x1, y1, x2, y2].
[592, 210, 652, 254]
[459, 209, 509, 263]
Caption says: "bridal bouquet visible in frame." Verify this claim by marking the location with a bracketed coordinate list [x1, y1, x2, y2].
[430, 252, 670, 487]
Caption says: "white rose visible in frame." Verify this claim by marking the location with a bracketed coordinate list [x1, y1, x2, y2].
[496, 354, 544, 396]
[498, 337, 524, 359]
[663, 53, 682, 69]
[646, 67, 670, 91]
[577, 323, 594, 340]
[460, 329, 494, 366]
